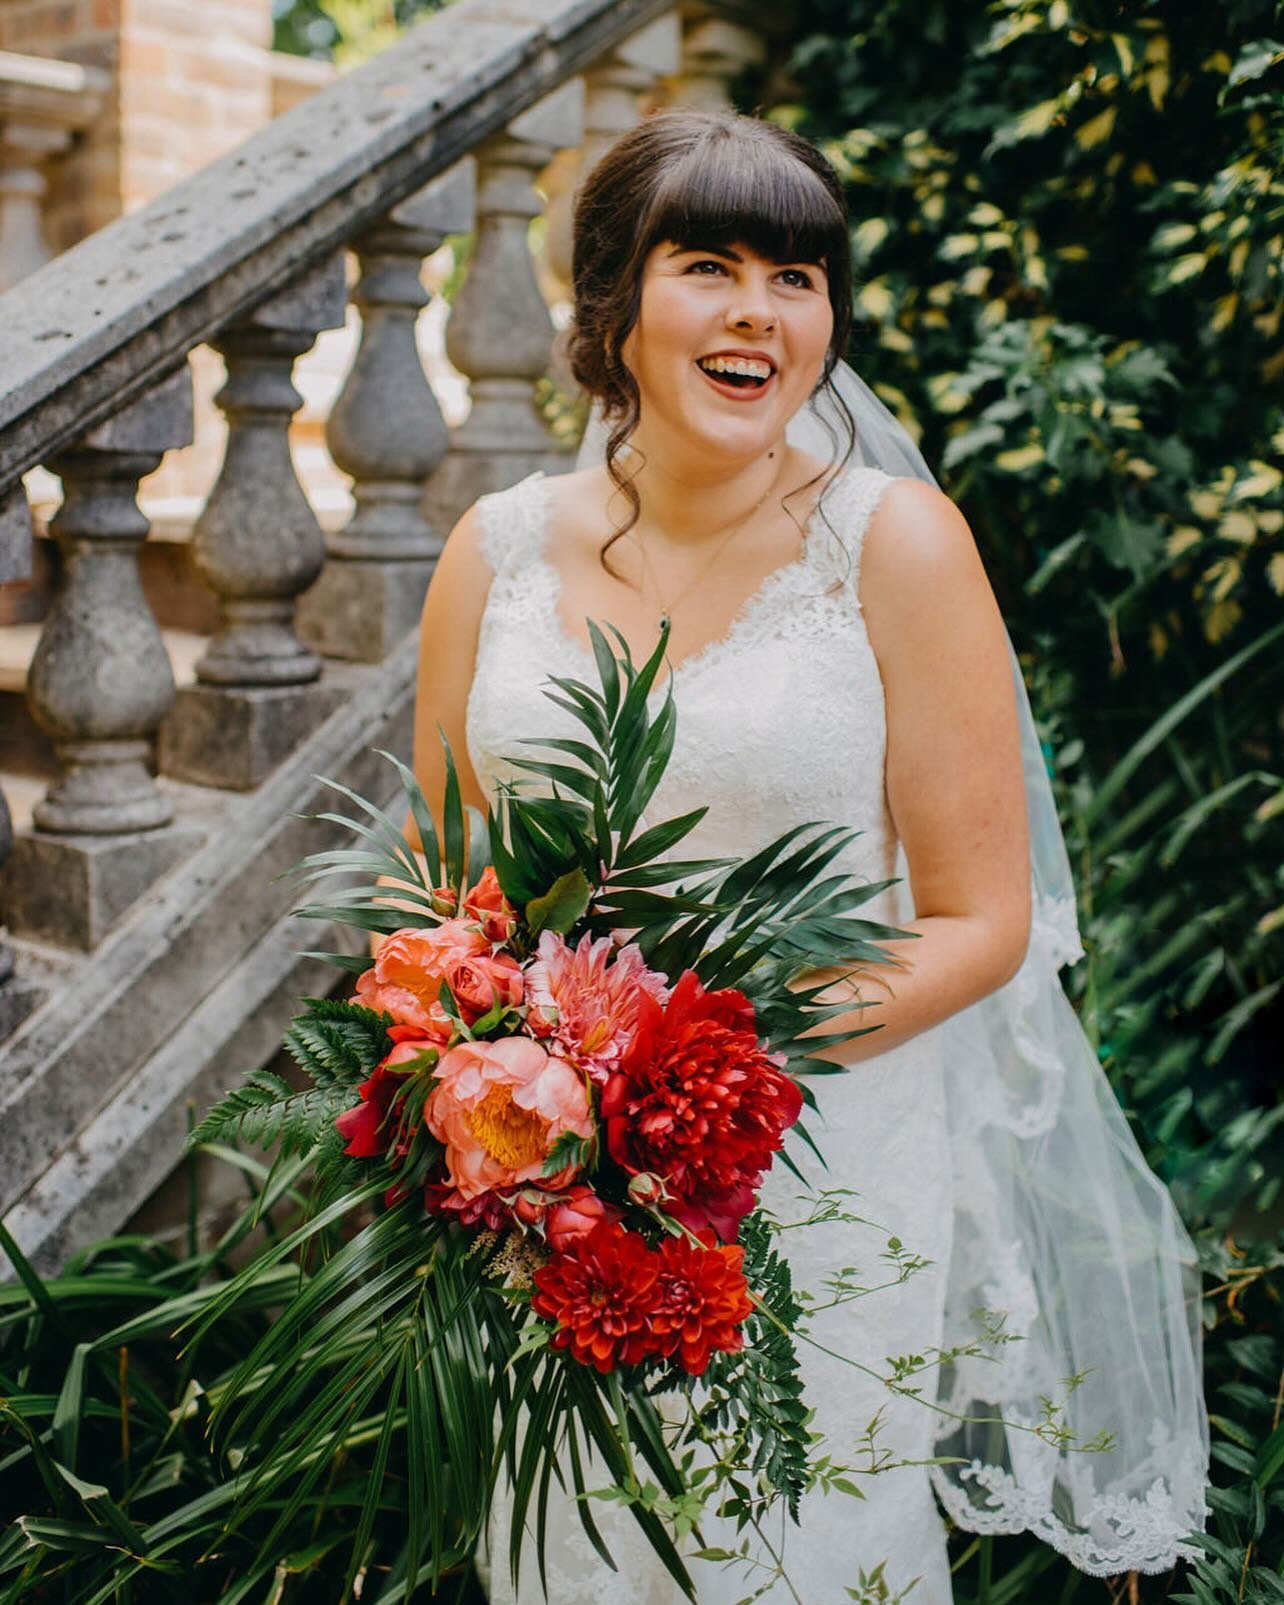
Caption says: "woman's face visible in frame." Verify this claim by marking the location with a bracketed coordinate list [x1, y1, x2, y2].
[620, 239, 834, 468]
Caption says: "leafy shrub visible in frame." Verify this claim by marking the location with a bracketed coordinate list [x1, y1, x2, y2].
[761, 0, 1284, 1597]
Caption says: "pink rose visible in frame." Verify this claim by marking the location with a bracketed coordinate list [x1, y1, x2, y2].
[355, 921, 489, 1037]
[426, 1037, 593, 1200]
[448, 949, 524, 1024]
[545, 1185, 621, 1253]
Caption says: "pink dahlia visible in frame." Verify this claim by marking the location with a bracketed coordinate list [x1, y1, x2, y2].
[524, 931, 669, 1083]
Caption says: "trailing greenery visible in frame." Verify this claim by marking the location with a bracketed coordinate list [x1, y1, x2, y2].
[761, 0, 1284, 1598]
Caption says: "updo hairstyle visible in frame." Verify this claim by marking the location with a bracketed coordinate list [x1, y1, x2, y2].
[568, 107, 857, 569]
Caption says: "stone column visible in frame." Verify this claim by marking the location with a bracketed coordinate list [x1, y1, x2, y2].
[160, 255, 347, 791]
[0, 783, 43, 1036]
[297, 162, 474, 663]
[423, 80, 583, 532]
[0, 369, 204, 951]
[669, 12, 764, 109]
[543, 14, 682, 294]
[0, 53, 107, 291]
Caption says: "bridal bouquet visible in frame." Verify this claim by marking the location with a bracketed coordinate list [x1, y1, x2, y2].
[189, 622, 906, 1598]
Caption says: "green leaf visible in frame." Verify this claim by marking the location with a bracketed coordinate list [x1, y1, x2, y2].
[526, 867, 593, 936]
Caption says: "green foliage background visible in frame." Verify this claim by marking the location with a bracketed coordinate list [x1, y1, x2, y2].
[752, 0, 1284, 1598]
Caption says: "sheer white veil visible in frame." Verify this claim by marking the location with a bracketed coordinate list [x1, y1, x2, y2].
[577, 368, 1209, 1576]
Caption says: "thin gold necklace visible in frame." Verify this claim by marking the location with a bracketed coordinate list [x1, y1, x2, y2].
[634, 465, 783, 631]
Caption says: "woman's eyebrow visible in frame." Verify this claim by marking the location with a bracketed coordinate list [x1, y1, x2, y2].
[664, 243, 743, 261]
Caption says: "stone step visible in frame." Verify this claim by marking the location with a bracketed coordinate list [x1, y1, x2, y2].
[0, 630, 418, 1273]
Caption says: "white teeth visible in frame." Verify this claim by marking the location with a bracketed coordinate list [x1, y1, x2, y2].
[698, 355, 773, 380]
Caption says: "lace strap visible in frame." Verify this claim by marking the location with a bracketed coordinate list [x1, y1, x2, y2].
[809, 464, 897, 602]
[474, 471, 548, 578]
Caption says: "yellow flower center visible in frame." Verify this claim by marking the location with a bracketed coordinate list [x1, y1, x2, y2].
[469, 1085, 550, 1171]
[581, 1018, 610, 1053]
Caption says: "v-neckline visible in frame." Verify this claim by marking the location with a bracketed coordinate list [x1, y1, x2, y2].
[524, 464, 860, 695]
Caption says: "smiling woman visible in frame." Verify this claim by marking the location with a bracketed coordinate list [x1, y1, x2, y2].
[406, 105, 1208, 1605]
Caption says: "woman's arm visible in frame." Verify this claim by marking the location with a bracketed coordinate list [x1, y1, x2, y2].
[371, 503, 494, 956]
[797, 477, 1032, 1064]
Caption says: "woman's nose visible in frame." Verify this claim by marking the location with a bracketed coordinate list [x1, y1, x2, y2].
[725, 275, 776, 332]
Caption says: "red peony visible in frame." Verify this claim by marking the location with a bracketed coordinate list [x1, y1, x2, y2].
[423, 1177, 514, 1230]
[649, 1233, 754, 1376]
[334, 1027, 436, 1159]
[531, 1222, 659, 1373]
[601, 970, 803, 1239]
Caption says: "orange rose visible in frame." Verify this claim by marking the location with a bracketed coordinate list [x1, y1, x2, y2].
[354, 920, 488, 1037]
[463, 865, 518, 943]
[448, 950, 524, 1023]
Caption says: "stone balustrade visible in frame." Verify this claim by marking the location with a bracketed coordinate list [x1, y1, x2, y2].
[0, 50, 109, 293]
[0, 0, 770, 1268]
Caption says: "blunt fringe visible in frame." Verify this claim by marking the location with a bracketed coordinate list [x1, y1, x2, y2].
[567, 107, 858, 573]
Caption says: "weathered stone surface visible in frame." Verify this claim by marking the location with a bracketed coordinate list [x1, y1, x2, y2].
[0, 637, 417, 1236]
[297, 556, 434, 663]
[423, 446, 569, 535]
[27, 366, 195, 835]
[319, 174, 469, 570]
[191, 256, 346, 689]
[0, 0, 676, 496]
[0, 484, 32, 584]
[159, 680, 345, 791]
[0, 785, 41, 1034]
[1, 916, 352, 1275]
[1, 821, 205, 950]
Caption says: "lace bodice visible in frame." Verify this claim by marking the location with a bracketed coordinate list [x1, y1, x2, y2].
[467, 464, 912, 931]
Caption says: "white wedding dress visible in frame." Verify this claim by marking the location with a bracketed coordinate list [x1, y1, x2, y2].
[465, 464, 956, 1604]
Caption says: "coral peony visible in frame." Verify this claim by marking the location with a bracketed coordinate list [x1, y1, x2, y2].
[649, 1233, 754, 1376]
[524, 930, 669, 1083]
[463, 865, 518, 943]
[355, 922, 522, 1039]
[601, 969, 802, 1239]
[334, 1029, 436, 1159]
[545, 1184, 621, 1252]
[531, 1222, 659, 1372]
[426, 1037, 593, 1201]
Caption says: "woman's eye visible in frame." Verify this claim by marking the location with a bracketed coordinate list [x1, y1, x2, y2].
[687, 258, 728, 275]
[779, 268, 814, 289]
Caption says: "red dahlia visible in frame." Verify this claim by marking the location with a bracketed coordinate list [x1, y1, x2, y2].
[601, 970, 803, 1239]
[531, 1222, 658, 1373]
[651, 1233, 754, 1376]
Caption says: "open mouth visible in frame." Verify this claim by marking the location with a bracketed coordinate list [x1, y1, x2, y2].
[695, 355, 774, 395]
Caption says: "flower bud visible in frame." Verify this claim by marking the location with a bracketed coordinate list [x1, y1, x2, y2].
[627, 1171, 667, 1207]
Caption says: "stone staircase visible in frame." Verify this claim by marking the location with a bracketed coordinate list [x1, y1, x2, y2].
[0, 0, 769, 1272]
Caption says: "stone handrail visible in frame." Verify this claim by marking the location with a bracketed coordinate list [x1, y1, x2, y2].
[0, 0, 768, 1261]
[0, 0, 670, 516]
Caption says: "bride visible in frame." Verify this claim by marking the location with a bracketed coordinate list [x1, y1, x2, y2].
[407, 108, 1207, 1603]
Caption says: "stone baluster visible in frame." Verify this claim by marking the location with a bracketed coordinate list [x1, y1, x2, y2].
[0, 54, 108, 292]
[297, 163, 474, 663]
[669, 11, 765, 109]
[160, 255, 347, 791]
[28, 369, 193, 835]
[0, 782, 41, 1035]
[424, 80, 583, 533]
[542, 14, 682, 295]
[0, 370, 204, 951]
[0, 490, 44, 1024]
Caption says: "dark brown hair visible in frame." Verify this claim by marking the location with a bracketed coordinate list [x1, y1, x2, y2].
[568, 107, 857, 571]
